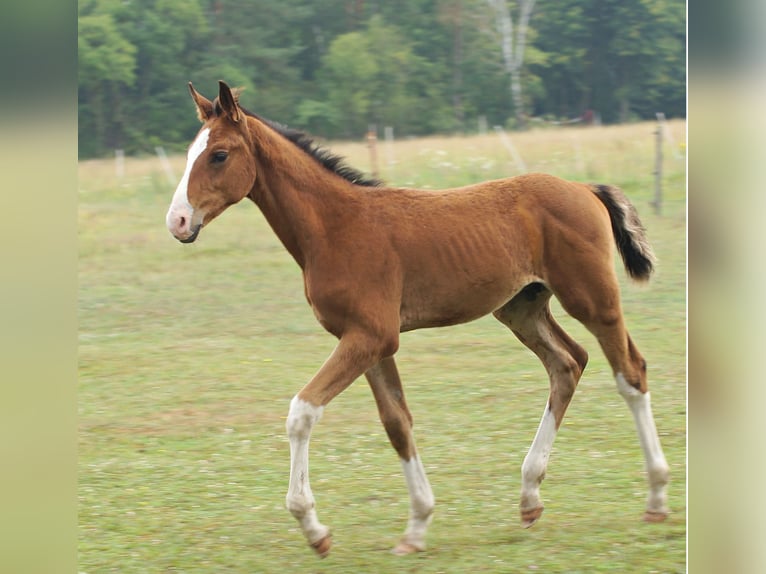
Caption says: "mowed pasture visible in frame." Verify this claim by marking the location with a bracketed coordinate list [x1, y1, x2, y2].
[79, 121, 686, 572]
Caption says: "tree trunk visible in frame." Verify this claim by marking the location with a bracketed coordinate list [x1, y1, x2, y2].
[439, 0, 466, 130]
[452, 1, 464, 129]
[487, 0, 536, 129]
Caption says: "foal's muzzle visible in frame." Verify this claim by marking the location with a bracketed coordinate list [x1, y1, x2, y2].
[178, 224, 202, 244]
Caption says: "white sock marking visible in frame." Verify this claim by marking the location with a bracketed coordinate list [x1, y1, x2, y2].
[521, 405, 557, 512]
[400, 456, 434, 550]
[616, 373, 669, 514]
[285, 396, 328, 544]
[166, 127, 210, 231]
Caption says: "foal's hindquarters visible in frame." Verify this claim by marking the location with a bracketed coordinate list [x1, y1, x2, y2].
[493, 183, 670, 528]
[494, 278, 670, 528]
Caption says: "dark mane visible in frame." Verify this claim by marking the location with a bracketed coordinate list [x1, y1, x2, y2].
[237, 106, 383, 188]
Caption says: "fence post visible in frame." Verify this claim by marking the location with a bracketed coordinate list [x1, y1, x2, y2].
[384, 126, 395, 180]
[652, 119, 663, 216]
[367, 125, 379, 179]
[155, 146, 176, 188]
[115, 149, 125, 182]
[478, 115, 488, 135]
[493, 125, 527, 174]
[656, 112, 681, 161]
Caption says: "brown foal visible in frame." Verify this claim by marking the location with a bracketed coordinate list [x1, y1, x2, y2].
[166, 81, 669, 557]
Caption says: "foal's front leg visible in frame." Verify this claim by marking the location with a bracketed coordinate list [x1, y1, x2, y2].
[365, 357, 435, 554]
[285, 331, 392, 557]
[285, 396, 330, 555]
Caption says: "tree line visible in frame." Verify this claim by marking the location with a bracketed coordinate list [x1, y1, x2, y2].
[78, 0, 685, 158]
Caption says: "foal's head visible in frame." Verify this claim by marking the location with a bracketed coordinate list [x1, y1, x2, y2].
[166, 81, 256, 243]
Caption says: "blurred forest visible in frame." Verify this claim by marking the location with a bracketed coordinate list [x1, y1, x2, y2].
[78, 0, 686, 158]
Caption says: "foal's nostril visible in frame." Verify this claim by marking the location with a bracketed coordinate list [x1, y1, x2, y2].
[178, 215, 187, 230]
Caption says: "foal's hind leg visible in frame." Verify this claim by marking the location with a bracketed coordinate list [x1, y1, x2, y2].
[493, 283, 588, 527]
[584, 317, 669, 521]
[365, 357, 435, 555]
[551, 271, 670, 522]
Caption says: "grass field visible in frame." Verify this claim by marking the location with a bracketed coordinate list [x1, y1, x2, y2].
[79, 121, 686, 572]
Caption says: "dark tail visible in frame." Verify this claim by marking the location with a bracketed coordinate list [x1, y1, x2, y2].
[592, 184, 656, 281]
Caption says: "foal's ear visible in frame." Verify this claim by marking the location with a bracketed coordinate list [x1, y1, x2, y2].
[217, 80, 242, 123]
[188, 82, 214, 122]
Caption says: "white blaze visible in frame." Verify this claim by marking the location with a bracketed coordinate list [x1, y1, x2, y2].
[166, 127, 210, 230]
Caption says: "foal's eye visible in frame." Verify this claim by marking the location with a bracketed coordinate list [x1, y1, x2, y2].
[211, 151, 228, 164]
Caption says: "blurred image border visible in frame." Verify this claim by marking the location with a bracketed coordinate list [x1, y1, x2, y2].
[12, 0, 766, 570]
[0, 1, 78, 573]
[689, 0, 766, 572]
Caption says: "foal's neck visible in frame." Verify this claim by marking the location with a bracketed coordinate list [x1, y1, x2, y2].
[246, 117, 360, 269]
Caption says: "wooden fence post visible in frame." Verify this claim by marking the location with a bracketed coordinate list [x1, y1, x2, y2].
[656, 112, 682, 161]
[384, 126, 395, 181]
[493, 125, 527, 174]
[478, 115, 488, 135]
[366, 125, 379, 179]
[155, 146, 177, 188]
[115, 149, 125, 182]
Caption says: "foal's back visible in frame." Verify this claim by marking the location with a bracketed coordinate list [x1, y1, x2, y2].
[352, 172, 613, 331]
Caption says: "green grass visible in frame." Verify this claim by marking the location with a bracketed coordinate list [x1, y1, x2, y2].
[79, 121, 686, 572]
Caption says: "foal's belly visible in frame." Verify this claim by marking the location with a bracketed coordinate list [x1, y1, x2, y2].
[391, 214, 537, 332]
[398, 279, 527, 332]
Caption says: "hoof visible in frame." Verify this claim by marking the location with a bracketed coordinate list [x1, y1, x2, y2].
[643, 510, 668, 523]
[310, 534, 332, 558]
[392, 541, 424, 556]
[521, 506, 544, 528]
